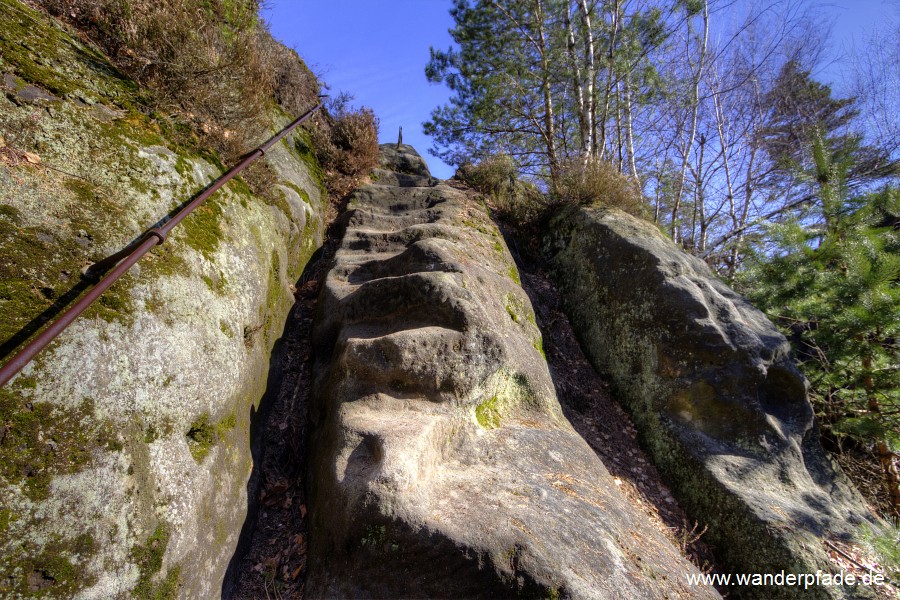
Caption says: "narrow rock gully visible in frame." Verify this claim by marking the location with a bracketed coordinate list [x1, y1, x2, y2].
[221, 225, 331, 598]
[224, 145, 717, 599]
[515, 258, 718, 572]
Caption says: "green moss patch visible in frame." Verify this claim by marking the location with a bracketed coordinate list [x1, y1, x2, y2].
[0, 219, 84, 345]
[475, 395, 503, 429]
[266, 250, 282, 310]
[90, 276, 137, 324]
[503, 293, 534, 328]
[144, 243, 191, 279]
[185, 412, 236, 463]
[282, 180, 311, 204]
[0, 0, 138, 103]
[474, 370, 539, 429]
[0, 393, 116, 502]
[202, 270, 228, 295]
[0, 390, 113, 597]
[0, 0, 75, 97]
[0, 203, 22, 223]
[292, 128, 327, 196]
[0, 532, 96, 598]
[100, 113, 168, 150]
[179, 198, 225, 261]
[219, 320, 234, 338]
[507, 264, 521, 285]
[132, 524, 181, 600]
[63, 178, 96, 205]
[267, 187, 294, 220]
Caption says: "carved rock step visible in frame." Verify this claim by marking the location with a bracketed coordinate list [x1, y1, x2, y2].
[306, 145, 719, 599]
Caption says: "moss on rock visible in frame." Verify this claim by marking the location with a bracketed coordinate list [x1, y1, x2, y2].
[0, 3, 328, 597]
[0, 392, 116, 502]
[132, 524, 181, 600]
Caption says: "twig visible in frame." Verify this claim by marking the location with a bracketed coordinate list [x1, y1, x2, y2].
[824, 539, 870, 571]
[40, 163, 98, 186]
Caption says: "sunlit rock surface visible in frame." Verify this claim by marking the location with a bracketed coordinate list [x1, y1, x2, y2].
[0, 2, 326, 595]
[544, 205, 877, 599]
[306, 146, 717, 599]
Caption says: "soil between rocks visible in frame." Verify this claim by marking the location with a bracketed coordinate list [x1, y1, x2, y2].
[223, 201, 344, 600]
[516, 264, 718, 575]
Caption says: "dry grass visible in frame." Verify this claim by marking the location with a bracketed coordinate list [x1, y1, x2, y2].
[458, 154, 545, 226]
[458, 154, 517, 196]
[307, 95, 379, 197]
[37, 0, 383, 200]
[37, 0, 320, 161]
[556, 158, 648, 218]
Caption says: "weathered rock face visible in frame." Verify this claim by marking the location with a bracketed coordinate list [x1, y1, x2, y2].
[307, 146, 718, 599]
[544, 205, 876, 599]
[0, 3, 326, 597]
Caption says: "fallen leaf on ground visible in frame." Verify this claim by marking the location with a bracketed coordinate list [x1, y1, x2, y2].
[24, 152, 41, 164]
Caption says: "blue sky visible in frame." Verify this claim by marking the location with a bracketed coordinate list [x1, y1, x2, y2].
[262, 1, 896, 181]
[263, 1, 457, 178]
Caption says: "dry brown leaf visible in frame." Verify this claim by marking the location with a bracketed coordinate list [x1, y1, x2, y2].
[24, 152, 41, 164]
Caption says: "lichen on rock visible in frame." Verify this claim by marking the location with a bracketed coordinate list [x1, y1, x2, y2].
[0, 2, 327, 596]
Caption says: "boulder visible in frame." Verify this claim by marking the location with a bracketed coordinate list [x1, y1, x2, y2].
[306, 147, 718, 599]
[543, 205, 877, 599]
[0, 3, 326, 596]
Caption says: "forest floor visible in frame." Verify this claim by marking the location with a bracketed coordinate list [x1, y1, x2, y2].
[224, 270, 319, 599]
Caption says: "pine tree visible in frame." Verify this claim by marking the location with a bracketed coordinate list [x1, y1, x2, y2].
[424, 0, 672, 186]
[741, 146, 900, 517]
[424, 0, 568, 180]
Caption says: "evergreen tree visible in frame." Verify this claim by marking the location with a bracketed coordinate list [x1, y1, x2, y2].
[759, 61, 895, 199]
[424, 0, 671, 185]
[740, 146, 900, 517]
[425, 0, 567, 179]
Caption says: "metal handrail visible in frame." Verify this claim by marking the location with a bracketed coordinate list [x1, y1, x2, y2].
[0, 103, 322, 387]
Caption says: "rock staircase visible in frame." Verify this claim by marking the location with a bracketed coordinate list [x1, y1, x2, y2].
[304, 145, 719, 599]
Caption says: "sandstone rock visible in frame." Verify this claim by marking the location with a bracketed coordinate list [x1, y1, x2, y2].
[307, 147, 718, 599]
[544, 205, 877, 599]
[377, 142, 434, 178]
[0, 4, 326, 597]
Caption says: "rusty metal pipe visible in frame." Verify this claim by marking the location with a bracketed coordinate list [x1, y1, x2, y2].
[0, 103, 322, 387]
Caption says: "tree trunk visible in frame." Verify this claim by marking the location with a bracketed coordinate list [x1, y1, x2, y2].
[577, 0, 597, 158]
[623, 68, 640, 181]
[863, 354, 900, 518]
[598, 0, 619, 160]
[670, 0, 708, 244]
[565, 3, 590, 157]
[536, 0, 559, 187]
